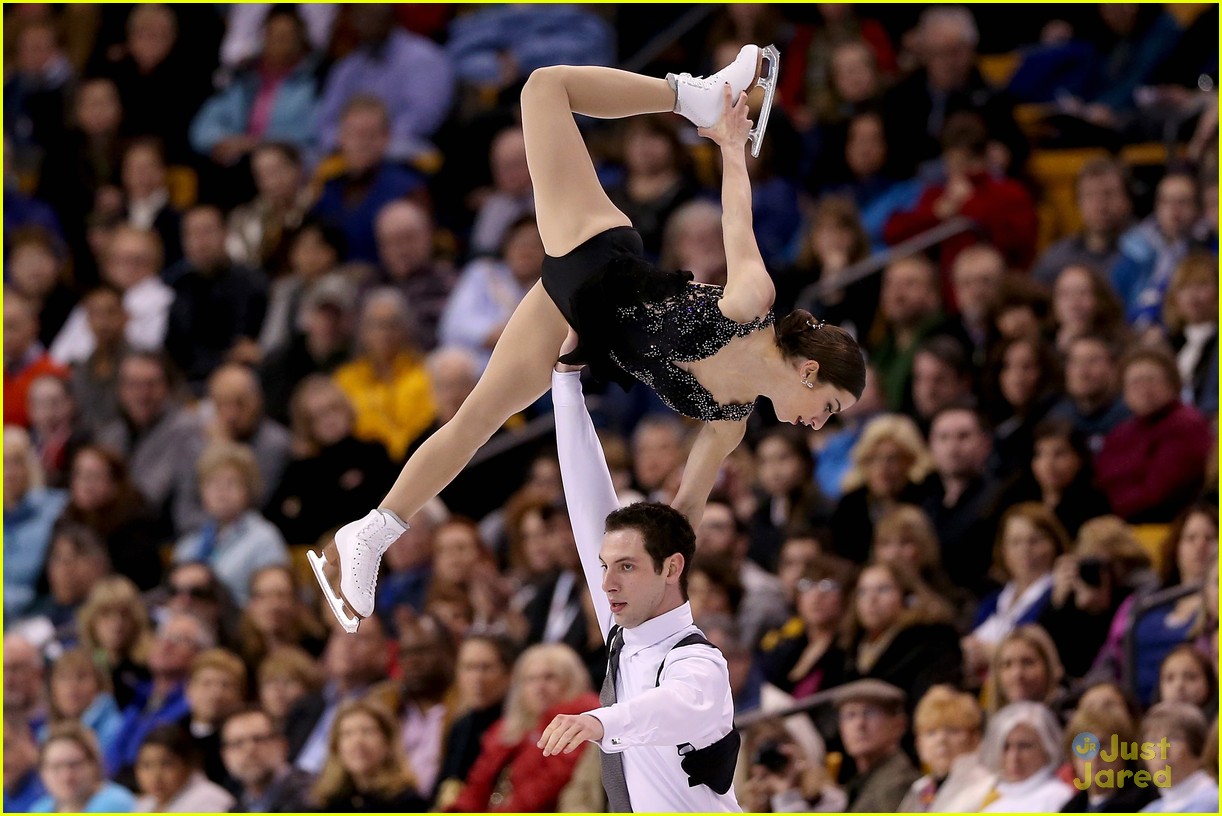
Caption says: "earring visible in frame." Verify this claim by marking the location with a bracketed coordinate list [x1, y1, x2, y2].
[802, 380, 814, 389]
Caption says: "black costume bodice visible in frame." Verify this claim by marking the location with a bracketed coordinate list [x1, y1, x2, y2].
[542, 226, 774, 422]
[607, 282, 774, 421]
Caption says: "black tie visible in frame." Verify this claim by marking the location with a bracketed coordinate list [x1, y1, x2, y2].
[599, 626, 632, 812]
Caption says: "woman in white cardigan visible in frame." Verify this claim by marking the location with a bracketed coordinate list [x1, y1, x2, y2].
[976, 702, 1074, 813]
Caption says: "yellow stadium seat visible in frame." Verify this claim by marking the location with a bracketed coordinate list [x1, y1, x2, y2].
[1166, 3, 1209, 26]
[166, 165, 198, 210]
[979, 53, 1021, 88]
[1130, 524, 1170, 574]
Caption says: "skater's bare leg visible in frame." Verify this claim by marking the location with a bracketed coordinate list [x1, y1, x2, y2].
[379, 67, 678, 519]
[518, 65, 674, 255]
[378, 283, 569, 519]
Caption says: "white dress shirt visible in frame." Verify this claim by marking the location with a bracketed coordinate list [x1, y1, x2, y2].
[50, 275, 173, 364]
[553, 369, 741, 812]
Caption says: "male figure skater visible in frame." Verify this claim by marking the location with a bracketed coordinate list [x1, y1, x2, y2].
[537, 364, 741, 812]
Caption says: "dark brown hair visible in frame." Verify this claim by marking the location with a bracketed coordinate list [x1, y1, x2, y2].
[774, 309, 866, 399]
[604, 502, 696, 597]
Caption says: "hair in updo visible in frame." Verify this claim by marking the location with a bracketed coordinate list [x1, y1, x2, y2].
[775, 309, 866, 399]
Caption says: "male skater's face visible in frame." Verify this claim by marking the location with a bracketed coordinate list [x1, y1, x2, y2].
[599, 529, 679, 629]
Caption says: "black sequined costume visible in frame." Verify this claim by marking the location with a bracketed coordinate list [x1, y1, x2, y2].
[541, 226, 774, 422]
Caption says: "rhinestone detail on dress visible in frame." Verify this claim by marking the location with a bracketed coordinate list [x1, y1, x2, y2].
[609, 282, 773, 422]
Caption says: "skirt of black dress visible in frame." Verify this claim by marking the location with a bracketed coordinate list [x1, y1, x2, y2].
[541, 225, 692, 391]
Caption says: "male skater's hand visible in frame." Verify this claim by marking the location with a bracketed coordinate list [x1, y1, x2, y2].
[697, 84, 752, 150]
[555, 328, 585, 373]
[538, 713, 604, 756]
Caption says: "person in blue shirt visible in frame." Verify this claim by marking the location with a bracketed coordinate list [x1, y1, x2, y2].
[310, 97, 426, 264]
[315, 4, 454, 165]
[1111, 171, 1199, 329]
[3, 426, 69, 619]
[106, 612, 209, 779]
[30, 722, 135, 813]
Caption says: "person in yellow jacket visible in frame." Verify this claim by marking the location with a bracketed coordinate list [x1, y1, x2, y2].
[333, 288, 435, 460]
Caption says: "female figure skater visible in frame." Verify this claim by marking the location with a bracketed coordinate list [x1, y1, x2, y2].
[312, 46, 866, 632]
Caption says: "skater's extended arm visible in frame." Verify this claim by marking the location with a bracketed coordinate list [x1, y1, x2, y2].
[670, 418, 747, 531]
[552, 369, 617, 640]
[700, 86, 774, 323]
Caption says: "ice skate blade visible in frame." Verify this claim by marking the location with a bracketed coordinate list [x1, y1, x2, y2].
[749, 44, 780, 158]
[308, 548, 360, 634]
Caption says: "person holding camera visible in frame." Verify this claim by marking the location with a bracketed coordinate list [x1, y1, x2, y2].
[537, 366, 741, 811]
[1035, 515, 1153, 680]
[739, 722, 846, 813]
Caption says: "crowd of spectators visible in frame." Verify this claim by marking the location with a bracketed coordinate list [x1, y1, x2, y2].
[3, 3, 1218, 813]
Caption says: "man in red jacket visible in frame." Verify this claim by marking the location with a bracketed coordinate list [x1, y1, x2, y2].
[1096, 348, 1210, 523]
[884, 111, 1037, 306]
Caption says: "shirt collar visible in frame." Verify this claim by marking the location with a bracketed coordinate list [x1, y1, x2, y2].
[620, 601, 693, 650]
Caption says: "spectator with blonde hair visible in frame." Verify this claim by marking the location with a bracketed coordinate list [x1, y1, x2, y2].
[4, 424, 69, 618]
[310, 699, 426, 811]
[77, 575, 153, 709]
[898, 685, 984, 811]
[869, 504, 956, 602]
[1162, 252, 1218, 416]
[44, 648, 125, 760]
[964, 503, 1068, 677]
[255, 646, 324, 734]
[983, 625, 1065, 715]
[831, 413, 932, 563]
[172, 441, 288, 605]
[1037, 515, 1152, 680]
[448, 643, 599, 812]
[32, 721, 136, 812]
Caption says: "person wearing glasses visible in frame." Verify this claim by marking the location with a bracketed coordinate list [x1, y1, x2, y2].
[219, 706, 315, 812]
[757, 555, 856, 699]
[31, 722, 135, 812]
[105, 612, 212, 781]
[833, 679, 919, 811]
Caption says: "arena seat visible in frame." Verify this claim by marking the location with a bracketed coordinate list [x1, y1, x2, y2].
[1130, 523, 1170, 574]
[978, 52, 1020, 88]
[166, 165, 198, 210]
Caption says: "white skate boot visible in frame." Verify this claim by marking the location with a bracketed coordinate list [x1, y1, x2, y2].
[308, 508, 407, 633]
[669, 43, 781, 157]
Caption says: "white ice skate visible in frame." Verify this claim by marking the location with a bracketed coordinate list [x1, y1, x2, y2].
[308, 508, 407, 633]
[669, 43, 781, 157]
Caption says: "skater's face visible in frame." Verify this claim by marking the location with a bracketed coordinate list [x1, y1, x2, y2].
[599, 528, 681, 629]
[774, 362, 856, 431]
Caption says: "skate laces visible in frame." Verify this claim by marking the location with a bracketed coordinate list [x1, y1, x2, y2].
[349, 517, 397, 598]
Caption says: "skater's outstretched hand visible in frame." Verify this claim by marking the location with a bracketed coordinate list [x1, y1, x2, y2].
[698, 84, 752, 150]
